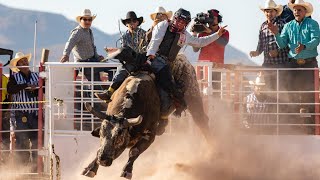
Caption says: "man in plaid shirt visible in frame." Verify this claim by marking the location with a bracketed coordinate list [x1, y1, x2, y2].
[244, 74, 276, 134]
[250, 0, 289, 94]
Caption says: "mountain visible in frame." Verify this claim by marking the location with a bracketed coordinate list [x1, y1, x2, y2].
[0, 4, 255, 66]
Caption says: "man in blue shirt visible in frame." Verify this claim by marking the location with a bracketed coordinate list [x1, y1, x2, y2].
[268, 0, 319, 134]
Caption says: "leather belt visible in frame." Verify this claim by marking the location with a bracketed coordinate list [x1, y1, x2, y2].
[290, 58, 317, 65]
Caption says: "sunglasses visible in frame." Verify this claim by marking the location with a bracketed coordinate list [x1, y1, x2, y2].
[81, 18, 93, 22]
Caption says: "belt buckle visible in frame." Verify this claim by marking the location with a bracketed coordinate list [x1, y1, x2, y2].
[297, 59, 306, 65]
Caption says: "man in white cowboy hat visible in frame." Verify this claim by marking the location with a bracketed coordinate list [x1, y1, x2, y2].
[146, 6, 172, 42]
[250, 0, 289, 92]
[244, 73, 276, 133]
[268, 0, 319, 134]
[7, 52, 40, 170]
[61, 9, 113, 90]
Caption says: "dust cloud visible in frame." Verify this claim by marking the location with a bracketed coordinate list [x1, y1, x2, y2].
[4, 98, 318, 179]
[59, 99, 320, 180]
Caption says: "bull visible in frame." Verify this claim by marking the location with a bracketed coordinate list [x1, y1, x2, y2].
[82, 73, 160, 179]
[82, 47, 211, 179]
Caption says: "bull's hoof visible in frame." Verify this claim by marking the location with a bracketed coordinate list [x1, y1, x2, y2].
[120, 171, 132, 179]
[81, 168, 96, 178]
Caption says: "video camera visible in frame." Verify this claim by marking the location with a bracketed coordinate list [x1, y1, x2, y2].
[192, 12, 214, 33]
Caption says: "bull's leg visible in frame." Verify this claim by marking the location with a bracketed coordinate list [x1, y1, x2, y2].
[186, 95, 211, 141]
[81, 156, 99, 178]
[121, 132, 155, 179]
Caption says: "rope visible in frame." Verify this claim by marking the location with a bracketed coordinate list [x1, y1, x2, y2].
[0, 101, 48, 105]
[52, 144, 61, 180]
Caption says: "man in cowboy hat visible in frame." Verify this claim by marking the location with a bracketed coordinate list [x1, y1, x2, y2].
[244, 73, 276, 134]
[7, 52, 40, 170]
[268, 0, 319, 134]
[146, 6, 172, 42]
[192, 9, 229, 97]
[61, 9, 113, 90]
[250, 0, 289, 92]
[95, 11, 147, 101]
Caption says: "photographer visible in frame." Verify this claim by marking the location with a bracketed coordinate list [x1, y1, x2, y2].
[192, 9, 229, 97]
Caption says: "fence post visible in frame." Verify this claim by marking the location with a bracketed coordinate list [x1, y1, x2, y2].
[314, 69, 319, 135]
[0, 63, 3, 152]
[38, 49, 49, 173]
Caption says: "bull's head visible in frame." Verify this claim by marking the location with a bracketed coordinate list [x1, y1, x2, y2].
[85, 103, 142, 167]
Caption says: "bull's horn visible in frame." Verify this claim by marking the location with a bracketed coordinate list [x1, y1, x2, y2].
[85, 102, 108, 120]
[124, 115, 143, 127]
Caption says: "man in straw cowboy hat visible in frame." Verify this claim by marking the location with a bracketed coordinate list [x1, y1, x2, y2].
[7, 52, 40, 170]
[95, 11, 147, 101]
[250, 0, 289, 92]
[61, 9, 113, 90]
[268, 0, 319, 134]
[146, 6, 172, 42]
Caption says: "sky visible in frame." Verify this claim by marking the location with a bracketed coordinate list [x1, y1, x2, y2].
[0, 0, 319, 64]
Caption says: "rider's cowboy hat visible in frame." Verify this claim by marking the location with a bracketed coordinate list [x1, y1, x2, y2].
[121, 11, 144, 26]
[249, 75, 266, 86]
[76, 9, 96, 23]
[10, 52, 32, 73]
[260, 0, 283, 17]
[288, 0, 313, 17]
[150, 7, 173, 21]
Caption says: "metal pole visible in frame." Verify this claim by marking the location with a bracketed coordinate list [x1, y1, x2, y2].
[314, 69, 320, 135]
[276, 69, 279, 135]
[0, 64, 3, 153]
[33, 21, 37, 72]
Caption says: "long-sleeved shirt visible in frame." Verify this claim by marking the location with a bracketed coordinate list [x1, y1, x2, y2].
[256, 18, 289, 64]
[63, 25, 99, 62]
[147, 21, 220, 56]
[193, 28, 229, 64]
[7, 71, 39, 113]
[121, 28, 147, 53]
[275, 17, 320, 59]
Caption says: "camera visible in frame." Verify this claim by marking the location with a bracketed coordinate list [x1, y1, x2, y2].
[192, 12, 214, 33]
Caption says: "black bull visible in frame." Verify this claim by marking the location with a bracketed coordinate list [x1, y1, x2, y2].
[82, 73, 161, 179]
[82, 47, 211, 179]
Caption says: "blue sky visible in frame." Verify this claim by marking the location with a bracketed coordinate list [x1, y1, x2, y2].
[0, 0, 319, 64]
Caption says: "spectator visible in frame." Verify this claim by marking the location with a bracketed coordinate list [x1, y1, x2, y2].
[192, 9, 229, 97]
[250, 0, 289, 93]
[244, 73, 276, 134]
[7, 52, 40, 170]
[279, 0, 296, 23]
[146, 7, 172, 42]
[268, 0, 319, 134]
[95, 11, 148, 101]
[60, 9, 113, 90]
[120, 11, 148, 53]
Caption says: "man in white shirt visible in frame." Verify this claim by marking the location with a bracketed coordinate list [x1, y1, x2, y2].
[146, 8, 226, 132]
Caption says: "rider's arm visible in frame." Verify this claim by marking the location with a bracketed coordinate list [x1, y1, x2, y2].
[185, 30, 220, 48]
[146, 21, 169, 56]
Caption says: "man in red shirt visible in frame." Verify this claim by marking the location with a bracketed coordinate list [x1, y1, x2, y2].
[193, 9, 229, 97]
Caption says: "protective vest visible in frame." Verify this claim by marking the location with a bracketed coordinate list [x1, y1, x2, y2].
[158, 27, 182, 61]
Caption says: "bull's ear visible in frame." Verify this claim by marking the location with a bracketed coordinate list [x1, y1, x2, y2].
[123, 115, 143, 128]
